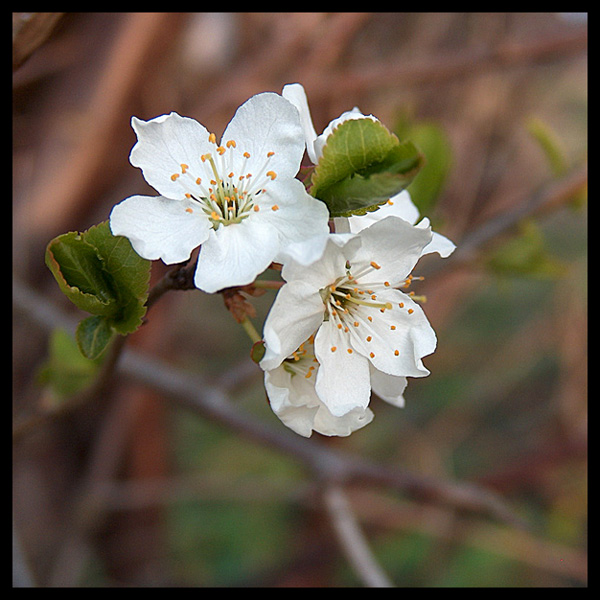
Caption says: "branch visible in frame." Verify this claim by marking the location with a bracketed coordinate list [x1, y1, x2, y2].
[322, 484, 394, 587]
[422, 164, 587, 279]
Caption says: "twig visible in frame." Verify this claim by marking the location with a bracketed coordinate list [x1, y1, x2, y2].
[322, 484, 394, 587]
[421, 164, 587, 279]
[14, 278, 525, 528]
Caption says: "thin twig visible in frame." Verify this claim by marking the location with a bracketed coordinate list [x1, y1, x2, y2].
[13, 278, 525, 528]
[322, 484, 394, 587]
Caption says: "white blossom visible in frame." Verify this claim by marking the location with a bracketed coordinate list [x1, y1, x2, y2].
[261, 216, 438, 422]
[110, 92, 330, 293]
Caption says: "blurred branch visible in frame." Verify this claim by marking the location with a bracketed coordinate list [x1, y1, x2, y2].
[304, 25, 587, 97]
[422, 164, 587, 278]
[12, 12, 63, 71]
[322, 484, 393, 587]
[13, 279, 525, 530]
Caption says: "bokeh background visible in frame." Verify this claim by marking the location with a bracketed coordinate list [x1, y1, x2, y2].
[13, 13, 587, 587]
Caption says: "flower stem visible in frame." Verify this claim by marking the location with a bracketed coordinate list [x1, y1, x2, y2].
[240, 317, 262, 344]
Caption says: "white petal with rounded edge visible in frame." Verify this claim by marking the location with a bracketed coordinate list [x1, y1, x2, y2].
[222, 92, 306, 180]
[314, 321, 372, 417]
[415, 218, 456, 258]
[109, 195, 210, 264]
[348, 289, 435, 378]
[260, 280, 325, 371]
[193, 216, 280, 293]
[264, 368, 321, 437]
[258, 178, 330, 262]
[265, 367, 374, 437]
[347, 190, 456, 259]
[353, 216, 432, 287]
[129, 113, 213, 200]
[369, 364, 408, 407]
[282, 83, 319, 164]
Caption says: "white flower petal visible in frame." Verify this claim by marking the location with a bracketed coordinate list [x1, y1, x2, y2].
[222, 92, 306, 179]
[193, 216, 280, 293]
[314, 322, 372, 417]
[258, 178, 330, 260]
[129, 112, 213, 200]
[281, 83, 319, 164]
[347, 191, 456, 258]
[349, 289, 435, 378]
[264, 367, 321, 437]
[265, 366, 373, 437]
[369, 364, 408, 407]
[347, 190, 420, 232]
[109, 194, 210, 264]
[353, 216, 432, 287]
[260, 281, 325, 371]
[416, 218, 456, 258]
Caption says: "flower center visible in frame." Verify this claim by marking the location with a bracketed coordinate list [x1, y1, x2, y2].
[282, 335, 319, 380]
[319, 261, 423, 358]
[320, 261, 392, 319]
[170, 133, 278, 229]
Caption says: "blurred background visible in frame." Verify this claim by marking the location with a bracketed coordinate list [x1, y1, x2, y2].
[13, 13, 587, 587]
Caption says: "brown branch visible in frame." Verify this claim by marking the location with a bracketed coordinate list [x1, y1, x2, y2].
[14, 278, 525, 529]
[303, 26, 587, 99]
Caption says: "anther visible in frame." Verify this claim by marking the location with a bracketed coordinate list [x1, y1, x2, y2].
[226, 140, 236, 148]
[394, 350, 400, 356]
[181, 163, 189, 173]
[243, 152, 251, 158]
[267, 151, 275, 157]
[266, 171, 277, 180]
[217, 146, 226, 155]
[253, 205, 260, 212]
[271, 205, 279, 211]
[331, 346, 337, 352]
[170, 173, 180, 181]
[208, 133, 217, 144]
[185, 208, 193, 213]
[370, 261, 381, 270]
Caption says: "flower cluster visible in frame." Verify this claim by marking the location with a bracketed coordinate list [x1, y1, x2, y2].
[109, 83, 454, 437]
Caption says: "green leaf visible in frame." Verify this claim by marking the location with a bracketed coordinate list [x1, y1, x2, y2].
[37, 328, 103, 401]
[82, 221, 151, 335]
[46, 221, 152, 341]
[76, 315, 115, 359]
[486, 220, 566, 280]
[309, 118, 424, 217]
[45, 232, 118, 316]
[404, 122, 453, 214]
[527, 117, 568, 178]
